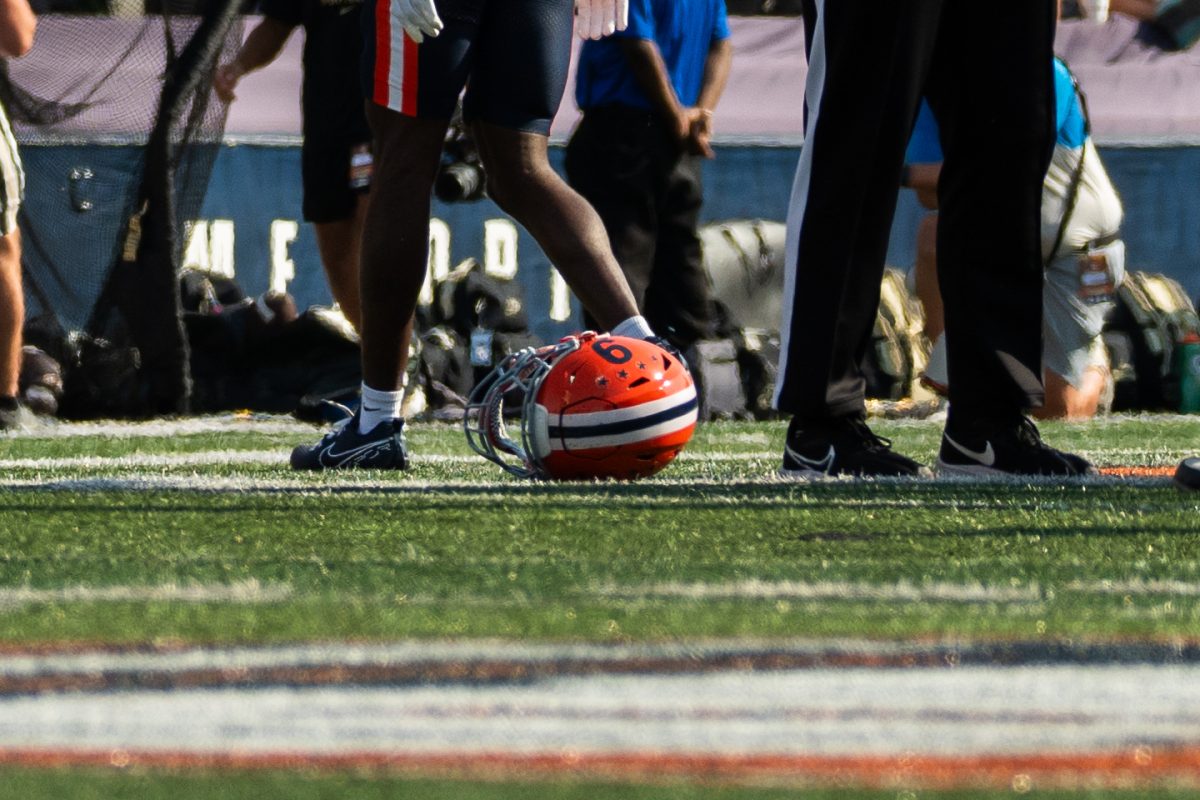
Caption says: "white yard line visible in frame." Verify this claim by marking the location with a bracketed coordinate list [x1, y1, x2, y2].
[0, 639, 940, 679]
[605, 578, 1200, 603]
[604, 579, 1044, 603]
[0, 472, 1174, 494]
[0, 450, 777, 471]
[1, 664, 1199, 759]
[0, 450, 289, 470]
[2, 411, 1197, 440]
[0, 580, 291, 611]
[0, 416, 314, 439]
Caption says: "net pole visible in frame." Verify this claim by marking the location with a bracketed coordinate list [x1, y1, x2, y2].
[133, 0, 240, 415]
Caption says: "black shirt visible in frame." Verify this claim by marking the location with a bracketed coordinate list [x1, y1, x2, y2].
[261, 0, 369, 146]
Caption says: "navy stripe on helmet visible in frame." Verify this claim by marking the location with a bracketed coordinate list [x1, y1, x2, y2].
[547, 395, 698, 440]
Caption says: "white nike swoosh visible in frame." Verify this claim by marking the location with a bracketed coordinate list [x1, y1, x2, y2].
[320, 439, 389, 465]
[785, 444, 836, 474]
[944, 434, 996, 467]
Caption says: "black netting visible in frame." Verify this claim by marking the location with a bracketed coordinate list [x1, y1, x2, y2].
[0, 3, 243, 414]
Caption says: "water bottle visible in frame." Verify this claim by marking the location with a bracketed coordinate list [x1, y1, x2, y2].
[1177, 334, 1200, 413]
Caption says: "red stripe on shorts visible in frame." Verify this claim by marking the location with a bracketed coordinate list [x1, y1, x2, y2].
[373, 0, 392, 107]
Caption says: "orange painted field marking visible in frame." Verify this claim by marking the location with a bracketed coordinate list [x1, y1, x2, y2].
[1098, 465, 1175, 478]
[1, 747, 1199, 790]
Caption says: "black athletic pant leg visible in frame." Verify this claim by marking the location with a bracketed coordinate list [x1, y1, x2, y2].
[926, 1, 1057, 423]
[644, 155, 710, 348]
[565, 108, 660, 331]
[774, 0, 942, 422]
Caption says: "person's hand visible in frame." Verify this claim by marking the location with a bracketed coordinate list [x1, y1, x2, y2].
[686, 108, 715, 158]
[213, 61, 244, 104]
[575, 0, 629, 40]
[393, 0, 443, 43]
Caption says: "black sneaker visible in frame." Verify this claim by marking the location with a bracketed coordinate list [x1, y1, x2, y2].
[780, 415, 928, 478]
[290, 412, 409, 471]
[936, 416, 1095, 478]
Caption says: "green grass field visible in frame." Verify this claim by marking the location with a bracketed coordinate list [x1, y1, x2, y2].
[4, 766, 1200, 800]
[1, 415, 1198, 645]
[2, 414, 1199, 797]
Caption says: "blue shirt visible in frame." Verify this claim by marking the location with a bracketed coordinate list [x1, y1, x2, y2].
[574, 0, 731, 112]
[906, 59, 1088, 164]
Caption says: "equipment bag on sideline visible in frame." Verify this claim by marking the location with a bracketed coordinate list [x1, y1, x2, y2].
[862, 267, 930, 400]
[687, 338, 749, 421]
[1104, 270, 1200, 410]
[734, 327, 781, 420]
[699, 220, 786, 332]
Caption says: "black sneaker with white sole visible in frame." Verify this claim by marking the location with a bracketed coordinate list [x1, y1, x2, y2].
[290, 412, 409, 471]
[781, 415, 928, 478]
[936, 416, 1094, 477]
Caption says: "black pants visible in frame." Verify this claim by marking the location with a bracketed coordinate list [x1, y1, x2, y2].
[775, 0, 1057, 425]
[565, 105, 711, 348]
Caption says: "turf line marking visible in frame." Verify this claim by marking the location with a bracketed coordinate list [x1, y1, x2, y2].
[0, 416, 315, 439]
[0, 451, 289, 470]
[604, 579, 1044, 603]
[1064, 578, 1200, 596]
[0, 747, 1198, 790]
[2, 663, 1200, 789]
[609, 578, 1200, 603]
[6, 410, 1199, 439]
[0, 475, 1176, 496]
[4, 638, 1200, 690]
[0, 450, 777, 471]
[0, 449, 1190, 472]
[0, 580, 291, 611]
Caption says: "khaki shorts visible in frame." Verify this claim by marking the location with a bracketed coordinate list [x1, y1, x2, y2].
[0, 106, 24, 237]
[1043, 239, 1124, 389]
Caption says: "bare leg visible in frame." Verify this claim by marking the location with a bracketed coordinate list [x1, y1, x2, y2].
[471, 121, 639, 330]
[912, 212, 944, 342]
[313, 194, 367, 331]
[0, 229, 23, 398]
[359, 105, 449, 391]
[1035, 367, 1108, 420]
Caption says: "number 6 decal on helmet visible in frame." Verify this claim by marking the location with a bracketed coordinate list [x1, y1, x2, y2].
[591, 339, 633, 364]
[465, 332, 697, 480]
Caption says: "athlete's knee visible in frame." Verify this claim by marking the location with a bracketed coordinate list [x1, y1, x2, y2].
[484, 159, 553, 217]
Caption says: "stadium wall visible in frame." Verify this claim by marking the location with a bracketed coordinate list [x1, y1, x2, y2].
[169, 142, 1200, 343]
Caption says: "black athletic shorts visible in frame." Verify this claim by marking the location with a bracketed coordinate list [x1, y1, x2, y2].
[301, 137, 371, 224]
[361, 0, 573, 135]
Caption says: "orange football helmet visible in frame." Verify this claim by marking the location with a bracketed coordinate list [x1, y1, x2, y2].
[464, 332, 697, 480]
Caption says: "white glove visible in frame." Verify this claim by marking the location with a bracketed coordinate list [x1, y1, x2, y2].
[575, 0, 629, 40]
[392, 0, 444, 43]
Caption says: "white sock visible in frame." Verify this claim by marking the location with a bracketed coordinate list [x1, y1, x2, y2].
[359, 382, 404, 434]
[611, 315, 655, 340]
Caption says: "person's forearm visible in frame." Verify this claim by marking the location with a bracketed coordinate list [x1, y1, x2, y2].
[695, 38, 732, 113]
[0, 0, 36, 59]
[230, 17, 294, 75]
[618, 37, 684, 121]
[903, 163, 942, 210]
